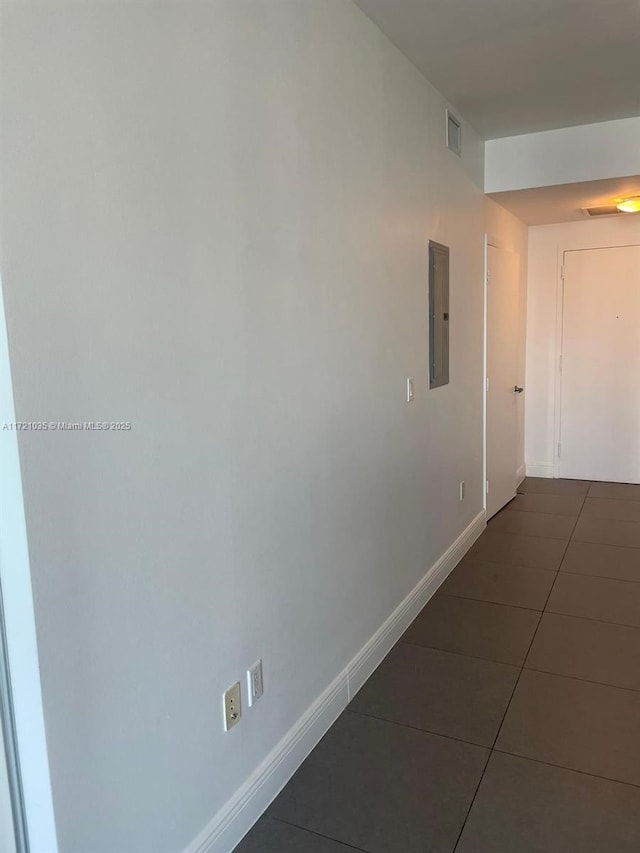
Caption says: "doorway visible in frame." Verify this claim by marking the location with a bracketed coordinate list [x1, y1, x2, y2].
[485, 242, 522, 518]
[558, 244, 640, 482]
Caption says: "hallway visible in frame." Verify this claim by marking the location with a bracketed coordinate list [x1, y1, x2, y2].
[236, 477, 640, 852]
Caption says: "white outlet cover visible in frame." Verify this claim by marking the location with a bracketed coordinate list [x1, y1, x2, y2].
[223, 681, 242, 731]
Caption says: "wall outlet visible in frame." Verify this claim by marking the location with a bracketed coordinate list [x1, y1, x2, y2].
[223, 682, 242, 731]
[406, 377, 414, 402]
[247, 660, 264, 707]
[459, 481, 465, 501]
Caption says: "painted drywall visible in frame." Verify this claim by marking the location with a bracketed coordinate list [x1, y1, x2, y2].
[484, 199, 528, 479]
[486, 117, 640, 194]
[526, 216, 640, 475]
[0, 2, 486, 852]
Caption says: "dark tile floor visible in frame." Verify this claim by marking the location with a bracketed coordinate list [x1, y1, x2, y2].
[234, 478, 640, 852]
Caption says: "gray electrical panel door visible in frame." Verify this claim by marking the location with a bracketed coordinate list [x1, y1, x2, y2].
[429, 241, 450, 388]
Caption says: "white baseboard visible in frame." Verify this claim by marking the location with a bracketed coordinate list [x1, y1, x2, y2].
[184, 509, 487, 853]
[187, 671, 348, 853]
[525, 464, 554, 478]
[347, 510, 486, 699]
[516, 463, 526, 486]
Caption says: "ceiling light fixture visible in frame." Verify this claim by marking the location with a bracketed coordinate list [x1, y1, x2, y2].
[616, 197, 640, 213]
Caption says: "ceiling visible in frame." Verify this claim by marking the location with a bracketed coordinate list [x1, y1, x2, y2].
[354, 0, 640, 139]
[488, 176, 640, 225]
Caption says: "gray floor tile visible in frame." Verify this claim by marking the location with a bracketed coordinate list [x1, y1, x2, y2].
[573, 515, 640, 548]
[468, 530, 566, 570]
[507, 492, 584, 516]
[401, 594, 540, 666]
[547, 572, 640, 628]
[560, 540, 640, 583]
[488, 510, 574, 540]
[457, 752, 640, 853]
[582, 497, 640, 523]
[589, 481, 640, 501]
[496, 669, 640, 786]
[350, 643, 518, 747]
[234, 818, 359, 852]
[441, 559, 555, 610]
[518, 477, 590, 496]
[269, 712, 488, 853]
[526, 612, 640, 691]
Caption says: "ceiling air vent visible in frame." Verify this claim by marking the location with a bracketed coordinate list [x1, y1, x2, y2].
[446, 110, 462, 156]
[582, 204, 623, 217]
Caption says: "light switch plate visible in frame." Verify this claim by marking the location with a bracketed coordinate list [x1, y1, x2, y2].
[247, 660, 264, 707]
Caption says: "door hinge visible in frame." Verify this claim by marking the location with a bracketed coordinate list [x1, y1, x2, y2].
[485, 377, 490, 392]
[557, 442, 562, 459]
[559, 354, 563, 373]
[486, 270, 491, 284]
[485, 480, 489, 495]
[560, 264, 565, 280]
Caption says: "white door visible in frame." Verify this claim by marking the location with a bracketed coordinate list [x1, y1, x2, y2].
[560, 245, 640, 483]
[486, 244, 521, 518]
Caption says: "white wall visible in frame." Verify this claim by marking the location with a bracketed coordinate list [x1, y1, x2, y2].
[484, 199, 528, 479]
[486, 117, 640, 193]
[0, 3, 486, 852]
[526, 216, 640, 475]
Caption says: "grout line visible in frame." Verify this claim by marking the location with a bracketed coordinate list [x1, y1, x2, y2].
[451, 607, 544, 853]
[268, 817, 370, 852]
[505, 508, 581, 518]
[587, 486, 640, 502]
[544, 608, 640, 631]
[438, 591, 546, 613]
[386, 639, 520, 671]
[490, 749, 640, 791]
[457, 557, 558, 573]
[518, 489, 590, 497]
[345, 708, 493, 750]
[540, 609, 640, 630]
[558, 568, 640, 585]
[551, 489, 591, 577]
[568, 537, 640, 552]
[453, 485, 590, 851]
[450, 746, 493, 852]
[491, 748, 640, 791]
[427, 592, 640, 631]
[547, 485, 634, 619]
[522, 665, 640, 695]
[398, 638, 527, 668]
[583, 495, 640, 506]
[574, 536, 640, 550]
[480, 530, 571, 546]
[415, 596, 640, 634]
[501, 506, 581, 518]
[485, 525, 572, 542]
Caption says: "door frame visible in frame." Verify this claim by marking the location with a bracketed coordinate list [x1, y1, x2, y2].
[483, 235, 489, 512]
[484, 233, 521, 514]
[0, 274, 58, 853]
[553, 241, 640, 479]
